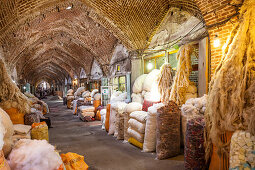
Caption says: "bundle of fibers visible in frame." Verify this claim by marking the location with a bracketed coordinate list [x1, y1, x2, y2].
[90, 89, 99, 98]
[94, 93, 101, 100]
[169, 44, 194, 106]
[133, 74, 147, 93]
[0, 60, 31, 114]
[8, 139, 63, 170]
[157, 63, 174, 104]
[67, 89, 74, 96]
[205, 0, 255, 162]
[0, 107, 14, 157]
[74, 87, 86, 97]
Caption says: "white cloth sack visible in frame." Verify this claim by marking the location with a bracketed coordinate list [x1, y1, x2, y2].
[133, 74, 147, 93]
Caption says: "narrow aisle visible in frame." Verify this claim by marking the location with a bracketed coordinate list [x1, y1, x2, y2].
[46, 97, 184, 170]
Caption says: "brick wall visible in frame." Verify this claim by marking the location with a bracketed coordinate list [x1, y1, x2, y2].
[194, 0, 240, 76]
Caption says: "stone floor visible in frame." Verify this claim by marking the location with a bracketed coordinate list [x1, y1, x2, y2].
[46, 97, 184, 170]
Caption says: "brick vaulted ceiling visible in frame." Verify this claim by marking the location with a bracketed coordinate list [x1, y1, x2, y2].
[0, 0, 204, 84]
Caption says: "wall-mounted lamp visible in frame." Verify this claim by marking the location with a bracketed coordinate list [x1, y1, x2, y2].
[213, 35, 220, 48]
[23, 86, 26, 90]
[147, 60, 153, 70]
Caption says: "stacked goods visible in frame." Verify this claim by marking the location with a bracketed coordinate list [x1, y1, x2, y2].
[13, 124, 31, 143]
[170, 44, 197, 106]
[100, 109, 106, 130]
[82, 91, 92, 104]
[143, 69, 160, 92]
[90, 89, 99, 98]
[78, 106, 95, 121]
[67, 89, 74, 96]
[128, 111, 148, 149]
[105, 104, 111, 132]
[184, 116, 206, 170]
[156, 101, 180, 160]
[8, 139, 63, 170]
[82, 91, 90, 98]
[181, 95, 207, 145]
[143, 103, 164, 152]
[0, 108, 14, 157]
[115, 102, 127, 140]
[108, 103, 118, 135]
[110, 91, 127, 103]
[61, 152, 89, 170]
[94, 93, 101, 101]
[31, 122, 49, 141]
[72, 98, 84, 115]
[74, 87, 86, 97]
[131, 74, 147, 104]
[157, 63, 174, 104]
[123, 102, 143, 142]
[0, 60, 31, 123]
[229, 131, 255, 170]
[205, 0, 255, 164]
[24, 108, 44, 125]
[67, 89, 74, 109]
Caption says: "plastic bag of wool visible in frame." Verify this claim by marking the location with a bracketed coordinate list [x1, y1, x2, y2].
[0, 108, 14, 157]
[90, 89, 99, 98]
[143, 69, 160, 92]
[205, 0, 255, 162]
[132, 74, 147, 93]
[143, 103, 164, 152]
[169, 44, 197, 106]
[156, 101, 181, 160]
[100, 109, 106, 130]
[114, 102, 127, 138]
[0, 59, 31, 114]
[8, 139, 63, 170]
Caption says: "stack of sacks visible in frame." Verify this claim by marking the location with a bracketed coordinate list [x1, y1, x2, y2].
[127, 111, 148, 149]
[24, 108, 41, 125]
[31, 122, 48, 141]
[67, 89, 74, 109]
[143, 103, 164, 152]
[67, 89, 74, 97]
[181, 95, 207, 145]
[74, 87, 86, 97]
[90, 89, 99, 99]
[110, 91, 127, 103]
[94, 93, 101, 101]
[100, 109, 107, 130]
[131, 74, 147, 104]
[123, 102, 143, 142]
[8, 139, 63, 170]
[41, 101, 49, 115]
[78, 106, 95, 121]
[229, 131, 255, 170]
[115, 102, 127, 139]
[82, 91, 92, 104]
[13, 124, 31, 143]
[72, 98, 85, 115]
[0, 107, 14, 157]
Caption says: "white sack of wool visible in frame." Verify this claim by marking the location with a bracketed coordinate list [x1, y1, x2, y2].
[204, 0, 255, 162]
[0, 59, 31, 114]
[67, 89, 74, 96]
[133, 74, 147, 93]
[157, 63, 174, 104]
[127, 127, 144, 143]
[0, 107, 14, 157]
[91, 89, 99, 98]
[131, 93, 143, 104]
[111, 92, 127, 103]
[156, 101, 181, 160]
[129, 111, 148, 123]
[108, 103, 118, 135]
[94, 93, 101, 100]
[74, 87, 86, 97]
[8, 139, 63, 170]
[128, 119, 146, 134]
[143, 103, 164, 152]
[143, 69, 160, 92]
[100, 109, 106, 130]
[82, 91, 90, 98]
[169, 44, 197, 106]
[114, 102, 127, 139]
[13, 124, 31, 135]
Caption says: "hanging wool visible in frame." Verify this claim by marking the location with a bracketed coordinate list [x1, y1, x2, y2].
[205, 0, 255, 163]
[157, 63, 174, 104]
[169, 44, 196, 106]
[0, 59, 31, 114]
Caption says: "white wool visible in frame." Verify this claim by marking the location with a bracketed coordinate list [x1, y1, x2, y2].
[124, 102, 143, 114]
[14, 124, 31, 135]
[144, 91, 160, 102]
[80, 112, 94, 117]
[67, 89, 73, 94]
[108, 104, 117, 135]
[8, 139, 62, 170]
[100, 109, 106, 130]
[82, 91, 90, 98]
[91, 89, 99, 98]
[133, 74, 148, 93]
[79, 106, 95, 112]
[75, 87, 86, 97]
[128, 118, 146, 134]
[129, 111, 148, 123]
[143, 69, 160, 92]
[111, 92, 127, 103]
[131, 93, 143, 104]
[94, 93, 101, 100]
[127, 127, 144, 143]
[141, 90, 146, 97]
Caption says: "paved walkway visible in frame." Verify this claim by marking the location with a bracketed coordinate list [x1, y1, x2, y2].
[46, 97, 184, 170]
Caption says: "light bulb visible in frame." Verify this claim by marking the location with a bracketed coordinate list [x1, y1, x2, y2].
[214, 36, 220, 48]
[66, 6, 72, 10]
[147, 62, 153, 70]
[23, 86, 26, 90]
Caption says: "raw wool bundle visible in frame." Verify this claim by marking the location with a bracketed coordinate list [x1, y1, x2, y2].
[123, 102, 143, 142]
[74, 87, 86, 97]
[67, 89, 74, 96]
[143, 103, 164, 152]
[205, 0, 255, 162]
[8, 139, 63, 170]
[82, 91, 91, 98]
[111, 92, 127, 103]
[184, 116, 206, 170]
[127, 127, 144, 143]
[91, 89, 99, 98]
[94, 93, 101, 100]
[157, 63, 174, 104]
[169, 44, 197, 106]
[24, 92, 35, 99]
[0, 60, 31, 114]
[41, 101, 49, 114]
[132, 74, 147, 93]
[143, 69, 160, 92]
[100, 109, 107, 130]
[229, 130, 255, 169]
[131, 93, 143, 104]
[128, 119, 146, 134]
[0, 107, 14, 156]
[156, 101, 181, 160]
[13, 124, 31, 143]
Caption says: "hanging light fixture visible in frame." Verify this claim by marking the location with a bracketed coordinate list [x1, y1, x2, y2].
[147, 60, 153, 70]
[213, 35, 220, 48]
